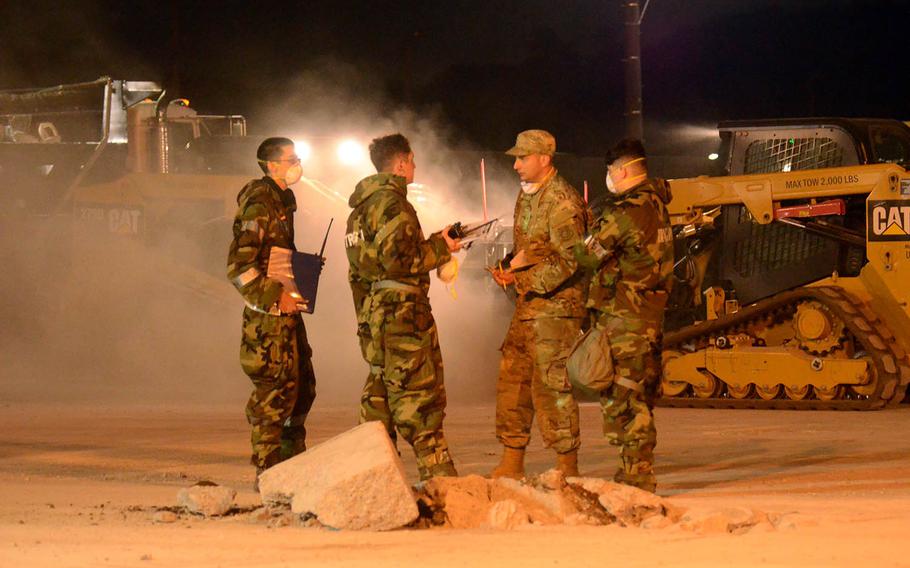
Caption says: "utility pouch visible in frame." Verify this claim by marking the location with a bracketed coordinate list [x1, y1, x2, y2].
[566, 327, 614, 397]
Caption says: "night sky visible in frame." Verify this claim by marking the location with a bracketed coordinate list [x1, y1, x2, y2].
[2, 0, 908, 155]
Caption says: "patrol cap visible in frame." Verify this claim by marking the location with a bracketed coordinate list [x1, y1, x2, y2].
[505, 129, 556, 157]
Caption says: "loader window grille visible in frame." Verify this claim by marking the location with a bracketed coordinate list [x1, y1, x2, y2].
[743, 137, 844, 174]
[731, 221, 828, 278]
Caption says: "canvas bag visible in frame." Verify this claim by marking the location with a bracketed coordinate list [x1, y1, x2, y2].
[566, 327, 614, 396]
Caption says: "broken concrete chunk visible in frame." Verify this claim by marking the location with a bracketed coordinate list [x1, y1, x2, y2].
[679, 506, 764, 534]
[177, 483, 236, 517]
[423, 475, 491, 528]
[679, 507, 734, 534]
[558, 483, 615, 526]
[569, 477, 664, 525]
[490, 477, 565, 525]
[443, 488, 491, 529]
[422, 474, 489, 504]
[152, 510, 178, 524]
[536, 469, 567, 491]
[640, 514, 674, 529]
[486, 499, 530, 529]
[258, 421, 418, 531]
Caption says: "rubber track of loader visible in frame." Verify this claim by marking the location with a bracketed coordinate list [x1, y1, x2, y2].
[657, 286, 910, 410]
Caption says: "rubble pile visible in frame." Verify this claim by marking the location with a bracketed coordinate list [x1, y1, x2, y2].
[416, 471, 782, 534]
[160, 424, 791, 534]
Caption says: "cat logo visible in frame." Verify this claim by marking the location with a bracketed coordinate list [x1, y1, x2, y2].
[108, 208, 142, 235]
[76, 204, 143, 236]
[868, 201, 910, 242]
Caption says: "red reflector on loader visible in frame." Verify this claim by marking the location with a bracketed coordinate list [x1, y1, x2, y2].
[774, 199, 846, 219]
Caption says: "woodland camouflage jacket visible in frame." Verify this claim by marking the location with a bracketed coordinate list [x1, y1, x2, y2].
[227, 176, 297, 314]
[581, 177, 674, 355]
[345, 173, 451, 314]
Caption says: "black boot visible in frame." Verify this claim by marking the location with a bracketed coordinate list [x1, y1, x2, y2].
[253, 451, 282, 493]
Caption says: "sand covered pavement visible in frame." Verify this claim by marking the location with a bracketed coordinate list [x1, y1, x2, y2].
[1, 401, 908, 567]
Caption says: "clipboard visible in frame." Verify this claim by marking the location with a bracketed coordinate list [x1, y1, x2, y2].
[267, 218, 333, 314]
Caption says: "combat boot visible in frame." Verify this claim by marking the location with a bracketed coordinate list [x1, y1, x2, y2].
[415, 435, 457, 481]
[253, 451, 282, 493]
[555, 449, 580, 477]
[280, 429, 307, 462]
[615, 456, 656, 493]
[491, 446, 526, 480]
[421, 460, 458, 480]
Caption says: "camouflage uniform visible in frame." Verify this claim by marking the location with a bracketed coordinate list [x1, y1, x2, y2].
[581, 177, 673, 492]
[345, 173, 457, 480]
[227, 176, 317, 470]
[496, 170, 587, 454]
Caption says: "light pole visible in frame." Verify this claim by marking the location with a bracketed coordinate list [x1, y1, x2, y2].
[623, 1, 648, 141]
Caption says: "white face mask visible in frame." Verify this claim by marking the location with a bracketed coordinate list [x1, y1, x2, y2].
[283, 163, 303, 186]
[606, 157, 645, 195]
[605, 173, 617, 194]
[520, 181, 542, 195]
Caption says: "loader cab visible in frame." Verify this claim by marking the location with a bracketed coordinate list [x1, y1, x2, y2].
[718, 117, 910, 176]
[669, 118, 910, 322]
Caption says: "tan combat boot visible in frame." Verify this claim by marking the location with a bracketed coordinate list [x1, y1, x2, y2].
[491, 446, 526, 479]
[555, 449, 580, 477]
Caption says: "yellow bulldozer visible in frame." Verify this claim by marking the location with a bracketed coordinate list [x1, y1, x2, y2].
[661, 118, 910, 409]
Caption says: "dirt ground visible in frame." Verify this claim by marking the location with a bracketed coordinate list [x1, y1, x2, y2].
[1, 401, 908, 567]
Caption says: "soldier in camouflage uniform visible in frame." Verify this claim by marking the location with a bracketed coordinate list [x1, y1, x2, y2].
[227, 137, 317, 485]
[345, 133, 461, 480]
[489, 130, 588, 479]
[577, 138, 673, 492]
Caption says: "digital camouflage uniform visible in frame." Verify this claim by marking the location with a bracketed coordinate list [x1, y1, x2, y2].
[581, 177, 673, 492]
[345, 173, 457, 480]
[497, 170, 588, 455]
[227, 176, 317, 470]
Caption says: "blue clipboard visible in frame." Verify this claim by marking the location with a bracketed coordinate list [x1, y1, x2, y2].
[267, 218, 332, 314]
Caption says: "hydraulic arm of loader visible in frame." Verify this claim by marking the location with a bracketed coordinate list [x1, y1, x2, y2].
[667, 163, 900, 225]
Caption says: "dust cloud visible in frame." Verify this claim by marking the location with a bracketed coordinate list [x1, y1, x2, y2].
[0, 217, 242, 404]
[258, 65, 522, 406]
[0, 67, 525, 410]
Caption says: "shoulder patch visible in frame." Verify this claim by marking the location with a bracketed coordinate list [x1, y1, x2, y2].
[558, 225, 574, 241]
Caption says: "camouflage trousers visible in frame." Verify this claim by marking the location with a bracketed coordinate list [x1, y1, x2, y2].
[357, 297, 455, 480]
[239, 307, 317, 469]
[600, 349, 662, 492]
[495, 314, 581, 454]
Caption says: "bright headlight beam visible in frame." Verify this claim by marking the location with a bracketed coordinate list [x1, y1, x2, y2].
[293, 140, 312, 163]
[337, 139, 364, 165]
[707, 152, 719, 161]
